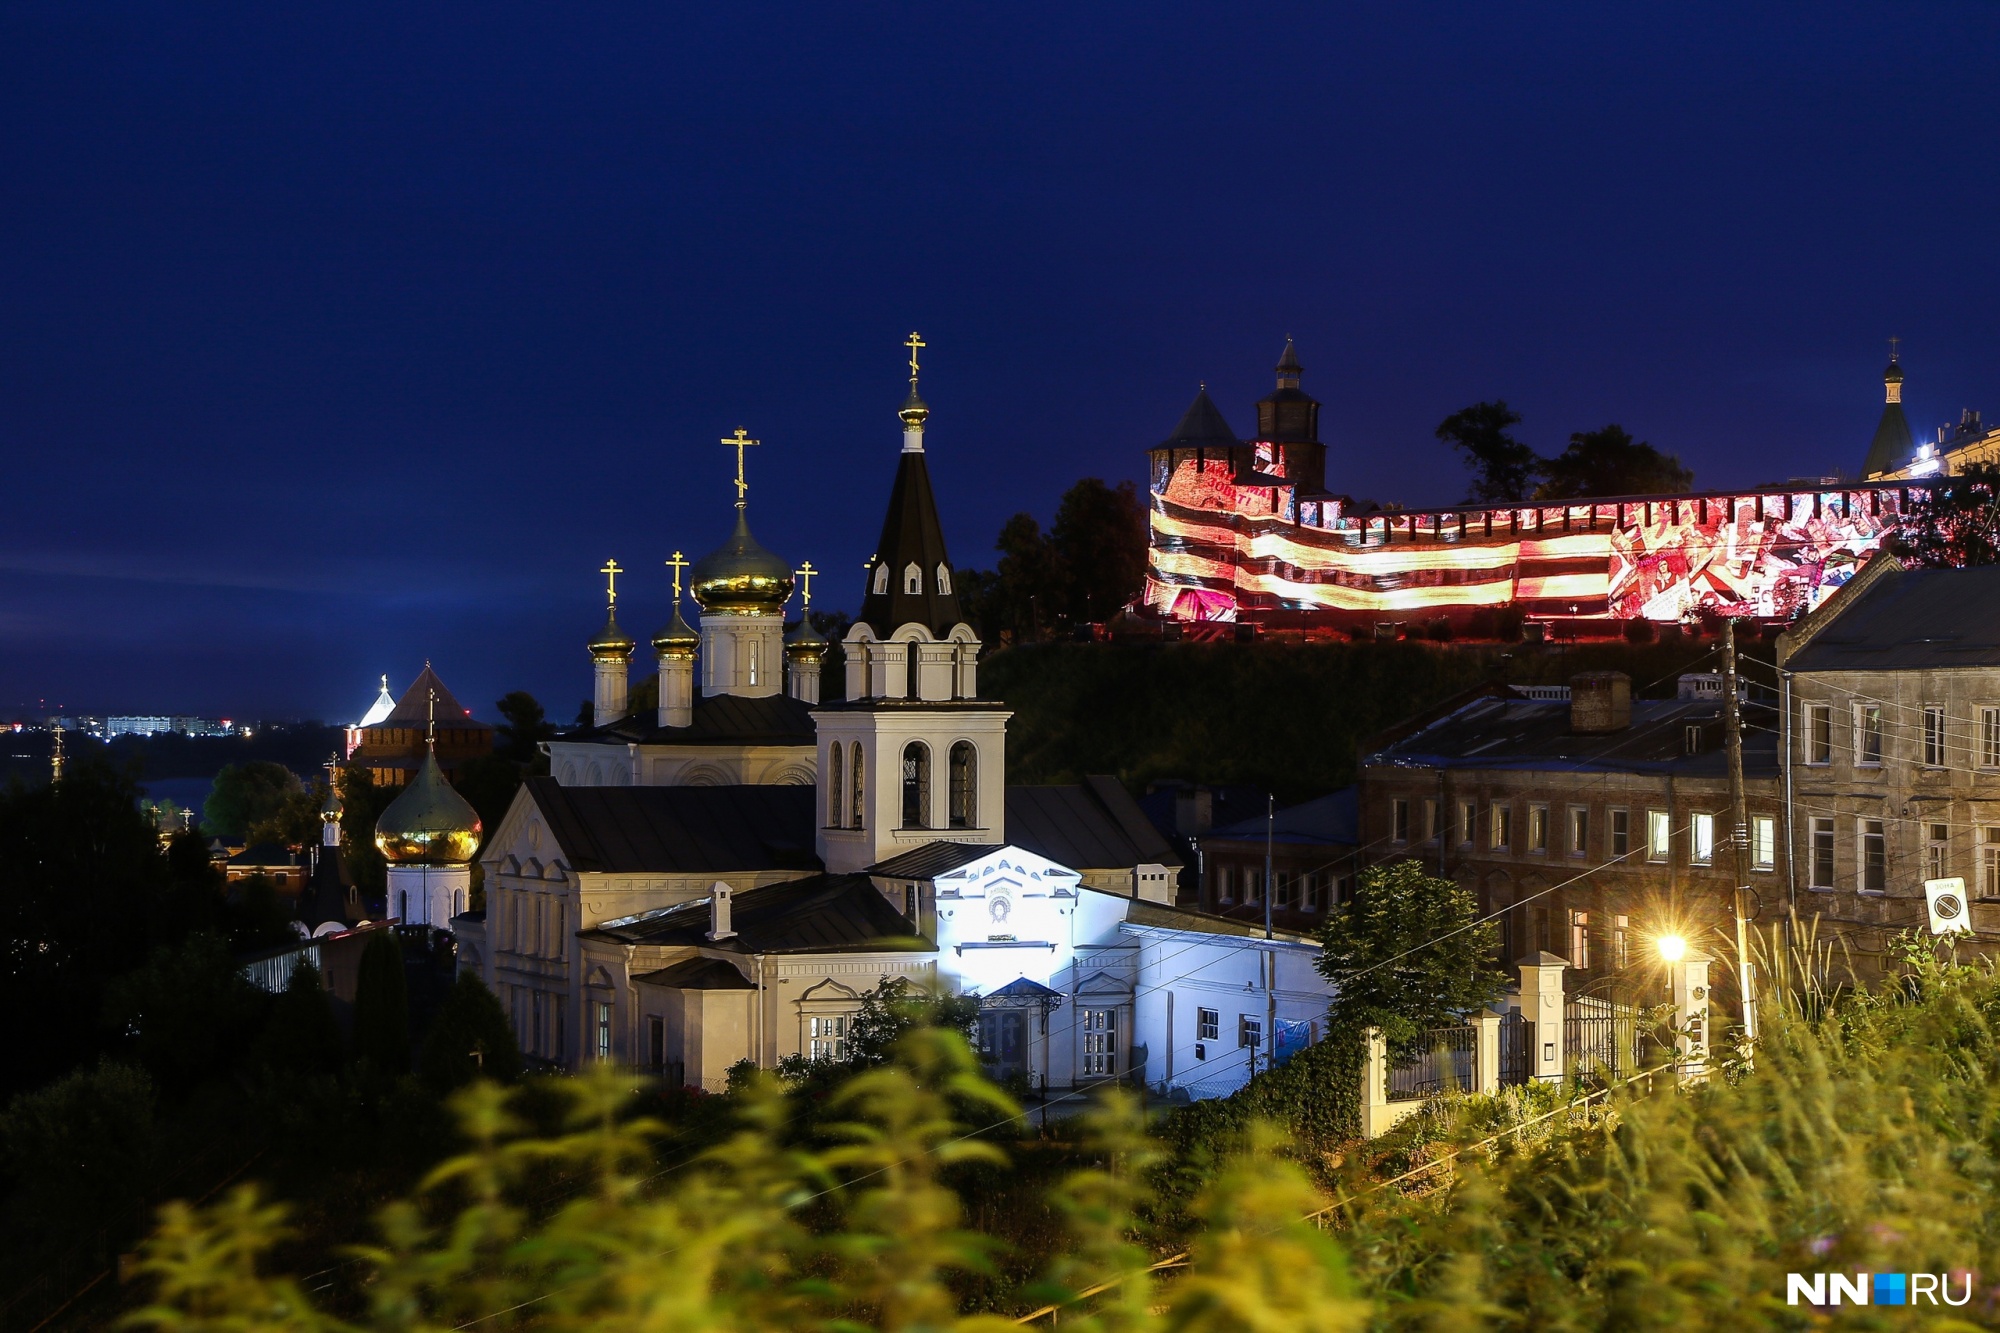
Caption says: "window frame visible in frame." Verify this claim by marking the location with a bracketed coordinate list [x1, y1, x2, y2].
[1926, 822, 1949, 884]
[1391, 797, 1410, 845]
[1984, 708, 2000, 770]
[1982, 828, 2000, 901]
[1923, 704, 1947, 768]
[1458, 800, 1477, 847]
[1690, 812, 1715, 866]
[1238, 1014, 1262, 1051]
[1806, 703, 1833, 765]
[1858, 818, 1887, 894]
[1608, 806, 1631, 858]
[1197, 1007, 1220, 1041]
[1490, 801, 1513, 850]
[1567, 805, 1589, 858]
[1645, 809, 1671, 863]
[1854, 703, 1884, 767]
[1751, 814, 1776, 871]
[1527, 803, 1549, 854]
[1809, 816, 1835, 889]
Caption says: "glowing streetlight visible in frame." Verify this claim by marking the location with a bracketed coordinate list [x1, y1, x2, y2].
[1656, 933, 1688, 964]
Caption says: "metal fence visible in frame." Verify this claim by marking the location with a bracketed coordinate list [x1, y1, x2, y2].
[1563, 994, 1645, 1081]
[1499, 1010, 1534, 1087]
[1388, 1024, 1477, 1102]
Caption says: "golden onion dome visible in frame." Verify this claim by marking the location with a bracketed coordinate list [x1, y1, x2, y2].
[373, 750, 482, 865]
[652, 602, 699, 653]
[899, 380, 930, 430]
[691, 511, 794, 613]
[587, 609, 636, 660]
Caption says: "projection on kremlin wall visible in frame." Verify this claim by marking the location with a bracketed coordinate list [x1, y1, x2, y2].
[1145, 450, 1905, 625]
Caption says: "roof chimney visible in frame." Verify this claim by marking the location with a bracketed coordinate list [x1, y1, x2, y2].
[706, 883, 736, 941]
[1569, 671, 1632, 733]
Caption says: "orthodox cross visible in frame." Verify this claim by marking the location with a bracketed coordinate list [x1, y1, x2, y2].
[426, 687, 438, 751]
[905, 331, 925, 380]
[665, 550, 688, 601]
[795, 560, 817, 611]
[1889, 335, 1901, 362]
[721, 428, 759, 508]
[600, 558, 624, 609]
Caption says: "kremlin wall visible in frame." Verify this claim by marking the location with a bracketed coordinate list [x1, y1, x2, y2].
[1143, 343, 1983, 634]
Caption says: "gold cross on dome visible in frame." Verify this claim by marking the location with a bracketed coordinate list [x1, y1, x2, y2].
[905, 331, 925, 379]
[426, 687, 437, 748]
[665, 550, 688, 600]
[795, 560, 817, 610]
[600, 558, 624, 609]
[721, 428, 760, 508]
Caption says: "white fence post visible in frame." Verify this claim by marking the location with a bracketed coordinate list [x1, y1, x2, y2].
[1518, 952, 1568, 1081]
[1670, 952, 1712, 1083]
[1471, 1008, 1501, 1095]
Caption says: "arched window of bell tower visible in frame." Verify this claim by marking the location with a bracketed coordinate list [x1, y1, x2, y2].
[948, 742, 976, 829]
[901, 741, 931, 829]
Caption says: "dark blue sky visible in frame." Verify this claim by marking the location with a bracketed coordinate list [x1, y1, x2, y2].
[4, 2, 1996, 721]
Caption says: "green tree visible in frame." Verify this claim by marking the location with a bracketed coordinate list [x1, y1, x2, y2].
[245, 778, 326, 848]
[453, 752, 524, 847]
[417, 972, 521, 1092]
[203, 761, 302, 839]
[1535, 423, 1693, 499]
[1435, 400, 1539, 502]
[253, 959, 345, 1078]
[493, 691, 555, 766]
[0, 1060, 159, 1244]
[103, 932, 267, 1096]
[337, 766, 396, 901]
[1048, 477, 1150, 623]
[351, 930, 410, 1075]
[1316, 860, 1508, 1054]
[994, 510, 1058, 640]
[1888, 462, 2000, 567]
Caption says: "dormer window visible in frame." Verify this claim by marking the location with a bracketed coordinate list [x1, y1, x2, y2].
[904, 562, 922, 595]
[872, 563, 889, 595]
[936, 564, 952, 594]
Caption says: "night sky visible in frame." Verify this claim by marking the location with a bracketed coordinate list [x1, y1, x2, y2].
[4, 3, 1996, 721]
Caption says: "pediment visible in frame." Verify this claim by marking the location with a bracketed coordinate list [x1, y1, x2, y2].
[933, 846, 1082, 898]
[798, 978, 863, 1004]
[1077, 969, 1134, 998]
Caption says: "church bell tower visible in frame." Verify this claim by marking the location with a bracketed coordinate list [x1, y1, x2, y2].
[814, 335, 1011, 874]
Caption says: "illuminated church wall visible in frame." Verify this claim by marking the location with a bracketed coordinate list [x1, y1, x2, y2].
[1145, 447, 1913, 624]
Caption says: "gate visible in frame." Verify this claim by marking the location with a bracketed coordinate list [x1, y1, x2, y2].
[1563, 994, 1641, 1080]
[1387, 1025, 1476, 1102]
[1499, 1009, 1534, 1087]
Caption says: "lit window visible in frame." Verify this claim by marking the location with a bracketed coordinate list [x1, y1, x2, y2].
[1646, 810, 1671, 862]
[1528, 804, 1549, 853]
[1806, 704, 1832, 765]
[1690, 813, 1714, 866]
[1809, 818, 1835, 888]
[1924, 705, 1946, 767]
[1490, 802, 1512, 849]
[1568, 807, 1589, 857]
[1855, 704, 1883, 766]
[1859, 819, 1887, 892]
[748, 639, 759, 687]
[1752, 815, 1776, 871]
[1570, 910, 1591, 969]
[1609, 808, 1630, 858]
[1082, 1008, 1117, 1076]
[810, 1015, 850, 1061]
[1613, 913, 1631, 969]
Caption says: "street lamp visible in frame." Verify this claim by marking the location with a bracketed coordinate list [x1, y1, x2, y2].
[1656, 933, 1688, 964]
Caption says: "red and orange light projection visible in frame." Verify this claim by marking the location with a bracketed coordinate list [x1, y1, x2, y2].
[1146, 453, 1909, 627]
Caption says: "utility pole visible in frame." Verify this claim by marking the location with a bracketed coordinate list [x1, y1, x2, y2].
[1264, 793, 1276, 1075]
[1723, 619, 1760, 1047]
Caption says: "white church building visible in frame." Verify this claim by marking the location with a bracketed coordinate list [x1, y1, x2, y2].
[454, 342, 1334, 1098]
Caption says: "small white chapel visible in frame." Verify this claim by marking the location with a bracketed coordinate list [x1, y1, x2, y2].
[453, 338, 1334, 1100]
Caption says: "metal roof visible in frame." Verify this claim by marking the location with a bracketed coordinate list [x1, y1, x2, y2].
[583, 874, 927, 954]
[519, 778, 821, 874]
[1209, 786, 1358, 846]
[1006, 777, 1182, 871]
[1786, 567, 2000, 672]
[1365, 696, 1778, 778]
[633, 957, 755, 989]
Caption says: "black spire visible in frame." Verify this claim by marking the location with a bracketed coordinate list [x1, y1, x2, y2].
[1159, 385, 1242, 449]
[1861, 348, 1914, 478]
[1256, 338, 1319, 444]
[859, 450, 964, 637]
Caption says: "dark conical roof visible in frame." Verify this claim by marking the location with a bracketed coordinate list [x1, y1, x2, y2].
[382, 665, 490, 730]
[1159, 386, 1241, 449]
[1863, 401, 1914, 477]
[859, 451, 964, 637]
[1276, 337, 1302, 376]
[1258, 338, 1320, 444]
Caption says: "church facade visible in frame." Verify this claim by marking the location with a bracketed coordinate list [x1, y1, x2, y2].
[456, 341, 1333, 1098]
